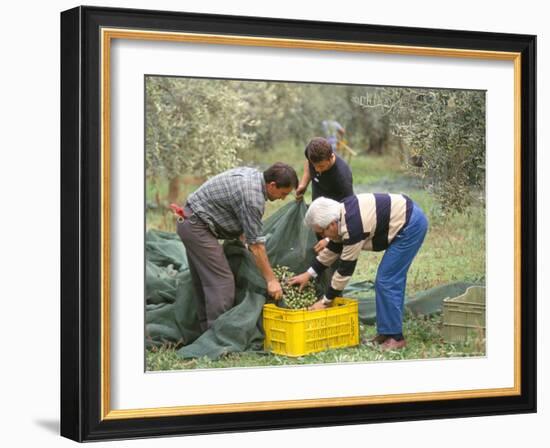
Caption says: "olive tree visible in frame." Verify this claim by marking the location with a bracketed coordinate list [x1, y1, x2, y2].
[145, 77, 255, 200]
[237, 81, 312, 151]
[356, 87, 486, 213]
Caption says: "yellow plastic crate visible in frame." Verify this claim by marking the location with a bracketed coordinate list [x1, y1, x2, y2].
[442, 286, 486, 343]
[263, 298, 359, 357]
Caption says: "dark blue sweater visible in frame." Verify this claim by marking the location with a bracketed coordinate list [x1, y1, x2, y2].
[306, 152, 354, 201]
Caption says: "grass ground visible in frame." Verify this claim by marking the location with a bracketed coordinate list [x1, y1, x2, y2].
[146, 310, 485, 371]
[145, 140, 486, 370]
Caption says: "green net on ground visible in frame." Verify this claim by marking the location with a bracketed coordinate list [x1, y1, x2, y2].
[145, 201, 478, 360]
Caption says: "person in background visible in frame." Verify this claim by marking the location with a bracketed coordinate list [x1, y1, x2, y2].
[176, 163, 298, 333]
[322, 119, 346, 152]
[295, 137, 353, 253]
[289, 194, 428, 351]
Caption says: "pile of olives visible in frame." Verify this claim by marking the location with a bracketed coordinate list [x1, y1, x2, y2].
[273, 265, 318, 310]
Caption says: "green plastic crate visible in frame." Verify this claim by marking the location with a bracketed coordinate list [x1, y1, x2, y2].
[442, 286, 485, 343]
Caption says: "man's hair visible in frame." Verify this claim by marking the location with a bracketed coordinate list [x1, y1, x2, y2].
[305, 137, 333, 163]
[263, 162, 299, 189]
[304, 197, 341, 229]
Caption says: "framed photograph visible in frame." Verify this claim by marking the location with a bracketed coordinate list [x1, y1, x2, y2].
[60, 5, 536, 442]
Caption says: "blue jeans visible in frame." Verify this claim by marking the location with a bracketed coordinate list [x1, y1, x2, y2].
[374, 204, 428, 335]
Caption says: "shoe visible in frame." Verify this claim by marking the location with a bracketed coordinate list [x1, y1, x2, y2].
[363, 334, 390, 346]
[380, 338, 407, 351]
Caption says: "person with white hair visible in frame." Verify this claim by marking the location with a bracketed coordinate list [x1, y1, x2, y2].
[289, 193, 428, 351]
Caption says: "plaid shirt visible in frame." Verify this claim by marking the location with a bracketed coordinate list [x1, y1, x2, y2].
[186, 167, 268, 244]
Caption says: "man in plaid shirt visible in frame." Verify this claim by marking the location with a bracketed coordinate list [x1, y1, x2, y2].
[177, 163, 298, 333]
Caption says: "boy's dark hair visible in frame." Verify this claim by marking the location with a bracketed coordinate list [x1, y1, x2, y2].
[263, 162, 299, 189]
[305, 137, 334, 163]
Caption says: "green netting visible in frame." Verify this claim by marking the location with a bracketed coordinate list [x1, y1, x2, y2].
[145, 201, 479, 360]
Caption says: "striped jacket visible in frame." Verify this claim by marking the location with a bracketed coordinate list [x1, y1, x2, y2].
[310, 193, 413, 300]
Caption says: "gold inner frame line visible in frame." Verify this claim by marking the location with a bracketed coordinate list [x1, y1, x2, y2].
[100, 27, 522, 421]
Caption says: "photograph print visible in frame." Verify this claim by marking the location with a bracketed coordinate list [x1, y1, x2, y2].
[144, 75, 486, 371]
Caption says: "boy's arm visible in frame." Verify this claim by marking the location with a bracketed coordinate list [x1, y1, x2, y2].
[296, 160, 311, 200]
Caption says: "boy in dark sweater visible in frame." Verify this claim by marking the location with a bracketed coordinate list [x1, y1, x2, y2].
[296, 137, 354, 253]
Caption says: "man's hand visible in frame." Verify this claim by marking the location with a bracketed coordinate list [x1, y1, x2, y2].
[288, 272, 312, 291]
[248, 243, 283, 300]
[313, 238, 329, 254]
[295, 184, 307, 201]
[308, 298, 330, 311]
[238, 234, 249, 249]
[267, 279, 283, 301]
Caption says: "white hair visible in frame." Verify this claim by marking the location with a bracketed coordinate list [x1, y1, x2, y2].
[304, 197, 341, 229]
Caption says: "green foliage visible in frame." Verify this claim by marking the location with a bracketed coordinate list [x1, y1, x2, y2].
[145, 77, 254, 180]
[146, 76, 486, 215]
[347, 86, 393, 153]
[360, 88, 486, 213]
[236, 81, 311, 150]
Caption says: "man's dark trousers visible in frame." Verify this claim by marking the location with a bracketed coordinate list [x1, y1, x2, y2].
[176, 206, 235, 332]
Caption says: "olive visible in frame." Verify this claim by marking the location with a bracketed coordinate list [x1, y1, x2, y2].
[273, 264, 318, 310]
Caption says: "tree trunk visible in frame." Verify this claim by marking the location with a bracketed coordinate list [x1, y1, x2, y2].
[167, 176, 181, 203]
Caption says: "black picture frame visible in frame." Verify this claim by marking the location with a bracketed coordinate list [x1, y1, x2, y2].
[61, 5, 536, 442]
